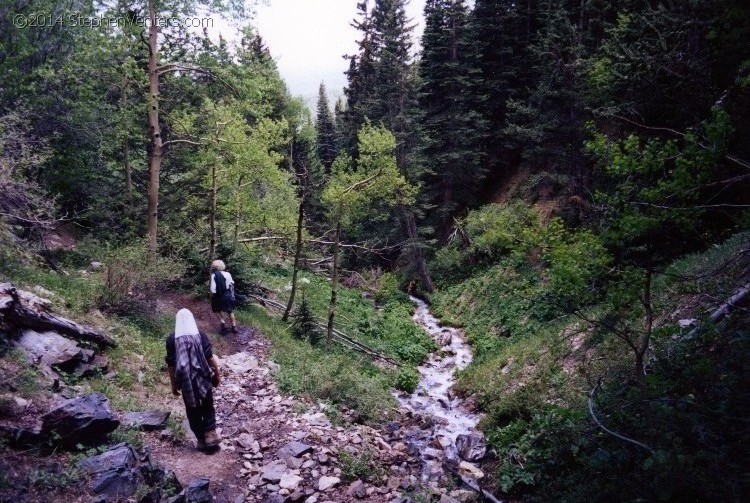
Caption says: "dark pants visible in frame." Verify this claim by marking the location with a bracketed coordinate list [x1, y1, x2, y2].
[183, 390, 216, 440]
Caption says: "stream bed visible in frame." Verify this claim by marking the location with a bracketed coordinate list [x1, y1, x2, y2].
[394, 296, 486, 485]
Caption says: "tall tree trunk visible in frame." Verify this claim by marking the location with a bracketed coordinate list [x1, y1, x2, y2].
[636, 270, 653, 384]
[283, 193, 306, 322]
[326, 213, 342, 345]
[209, 162, 218, 260]
[402, 206, 435, 293]
[146, 0, 163, 257]
[122, 79, 132, 196]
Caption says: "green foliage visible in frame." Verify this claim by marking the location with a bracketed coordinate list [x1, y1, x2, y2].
[394, 367, 419, 393]
[374, 272, 408, 305]
[291, 296, 322, 346]
[339, 449, 382, 482]
[95, 240, 183, 331]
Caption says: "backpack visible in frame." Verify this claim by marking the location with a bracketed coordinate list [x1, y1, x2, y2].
[213, 271, 235, 302]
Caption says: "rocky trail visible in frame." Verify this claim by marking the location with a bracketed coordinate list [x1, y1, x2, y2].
[146, 293, 475, 503]
[0, 284, 490, 503]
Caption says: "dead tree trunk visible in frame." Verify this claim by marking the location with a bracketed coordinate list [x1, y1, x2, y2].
[0, 284, 116, 349]
[402, 206, 435, 293]
[209, 161, 218, 261]
[283, 192, 306, 322]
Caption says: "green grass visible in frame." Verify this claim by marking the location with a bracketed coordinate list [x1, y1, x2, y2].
[237, 304, 397, 421]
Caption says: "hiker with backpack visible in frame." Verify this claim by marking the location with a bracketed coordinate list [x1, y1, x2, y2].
[166, 308, 222, 452]
[209, 259, 238, 334]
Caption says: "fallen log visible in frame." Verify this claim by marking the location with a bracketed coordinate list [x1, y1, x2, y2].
[0, 283, 117, 349]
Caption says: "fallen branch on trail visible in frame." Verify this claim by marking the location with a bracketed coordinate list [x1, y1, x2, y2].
[0, 283, 117, 349]
[247, 294, 400, 367]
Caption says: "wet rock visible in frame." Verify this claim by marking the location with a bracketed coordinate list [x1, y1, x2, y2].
[456, 432, 486, 462]
[439, 332, 452, 346]
[41, 392, 119, 447]
[122, 410, 170, 431]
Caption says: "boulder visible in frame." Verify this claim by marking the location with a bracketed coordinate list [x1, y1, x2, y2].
[456, 432, 486, 462]
[41, 393, 120, 447]
[185, 478, 212, 503]
[122, 410, 170, 431]
[78, 443, 142, 501]
[16, 329, 83, 371]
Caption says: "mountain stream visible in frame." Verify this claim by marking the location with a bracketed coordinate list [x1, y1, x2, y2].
[394, 296, 486, 487]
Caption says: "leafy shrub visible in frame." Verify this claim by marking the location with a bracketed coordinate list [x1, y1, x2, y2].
[374, 271, 408, 304]
[394, 367, 419, 393]
[95, 240, 183, 331]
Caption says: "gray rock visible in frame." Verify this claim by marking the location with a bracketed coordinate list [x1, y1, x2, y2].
[186, 478, 212, 503]
[277, 441, 313, 459]
[237, 432, 255, 449]
[261, 460, 288, 483]
[317, 476, 340, 491]
[16, 329, 82, 371]
[41, 392, 119, 447]
[78, 443, 142, 501]
[455, 432, 486, 462]
[346, 480, 366, 499]
[122, 410, 170, 431]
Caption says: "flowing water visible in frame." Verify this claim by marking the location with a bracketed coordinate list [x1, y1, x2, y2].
[394, 296, 483, 483]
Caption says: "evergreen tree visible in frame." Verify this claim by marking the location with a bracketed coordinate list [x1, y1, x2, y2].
[419, 0, 485, 236]
[469, 0, 539, 181]
[315, 83, 337, 173]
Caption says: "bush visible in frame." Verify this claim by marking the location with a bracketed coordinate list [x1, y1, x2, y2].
[394, 367, 419, 393]
[96, 240, 182, 331]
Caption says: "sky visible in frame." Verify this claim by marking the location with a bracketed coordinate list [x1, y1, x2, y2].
[252, 0, 426, 105]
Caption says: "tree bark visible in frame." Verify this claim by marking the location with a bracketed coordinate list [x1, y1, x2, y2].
[326, 214, 342, 345]
[209, 162, 218, 260]
[146, 0, 163, 257]
[635, 270, 653, 383]
[0, 284, 116, 349]
[283, 192, 306, 322]
[402, 206, 435, 293]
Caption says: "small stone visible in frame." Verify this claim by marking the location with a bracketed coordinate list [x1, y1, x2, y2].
[317, 476, 340, 492]
[346, 480, 366, 499]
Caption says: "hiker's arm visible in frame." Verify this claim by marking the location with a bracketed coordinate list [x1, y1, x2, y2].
[165, 334, 179, 395]
[207, 356, 221, 387]
[167, 366, 179, 395]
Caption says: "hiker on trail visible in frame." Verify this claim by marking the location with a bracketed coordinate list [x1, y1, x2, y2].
[210, 259, 238, 334]
[166, 308, 222, 452]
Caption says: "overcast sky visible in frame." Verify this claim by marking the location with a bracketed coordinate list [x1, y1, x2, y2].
[253, 0, 426, 105]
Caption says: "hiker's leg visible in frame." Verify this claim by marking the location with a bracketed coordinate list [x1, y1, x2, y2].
[184, 402, 205, 446]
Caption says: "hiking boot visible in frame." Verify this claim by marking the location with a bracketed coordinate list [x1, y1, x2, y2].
[231, 325, 238, 334]
[219, 323, 228, 335]
[204, 429, 221, 449]
[196, 437, 206, 451]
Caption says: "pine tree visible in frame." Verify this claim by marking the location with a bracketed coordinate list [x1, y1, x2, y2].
[315, 83, 337, 173]
[418, 0, 485, 237]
